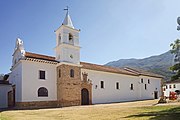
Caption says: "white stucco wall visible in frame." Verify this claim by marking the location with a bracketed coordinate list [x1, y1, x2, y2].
[21, 60, 57, 102]
[163, 83, 180, 97]
[81, 69, 161, 104]
[138, 76, 161, 99]
[56, 26, 80, 46]
[8, 62, 22, 102]
[0, 84, 12, 108]
[60, 45, 80, 64]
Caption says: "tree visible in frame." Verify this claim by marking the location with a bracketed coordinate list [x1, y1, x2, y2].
[170, 39, 180, 81]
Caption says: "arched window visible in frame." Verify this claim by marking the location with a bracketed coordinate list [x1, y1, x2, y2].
[38, 87, 48, 97]
[59, 69, 61, 78]
[69, 33, 73, 41]
[69, 33, 74, 45]
[70, 69, 74, 78]
[58, 34, 61, 45]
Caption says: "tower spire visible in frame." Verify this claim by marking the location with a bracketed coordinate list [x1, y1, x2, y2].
[62, 6, 74, 29]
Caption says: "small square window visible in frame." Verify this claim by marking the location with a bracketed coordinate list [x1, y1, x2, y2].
[169, 85, 172, 89]
[173, 84, 176, 88]
[145, 84, 147, 90]
[39, 70, 45, 79]
[130, 84, 134, 90]
[116, 82, 120, 89]
[163, 88, 166, 91]
[101, 81, 104, 89]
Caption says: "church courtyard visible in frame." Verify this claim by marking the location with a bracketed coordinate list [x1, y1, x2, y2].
[1, 100, 180, 120]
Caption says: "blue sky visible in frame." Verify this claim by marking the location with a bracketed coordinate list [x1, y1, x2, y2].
[0, 0, 180, 74]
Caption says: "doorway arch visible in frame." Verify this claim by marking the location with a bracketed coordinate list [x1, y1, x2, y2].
[81, 88, 89, 105]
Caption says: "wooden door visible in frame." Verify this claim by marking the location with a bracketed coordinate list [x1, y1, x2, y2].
[81, 88, 89, 105]
[154, 91, 158, 99]
[8, 91, 13, 107]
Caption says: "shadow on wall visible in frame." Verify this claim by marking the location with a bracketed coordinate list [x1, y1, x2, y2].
[124, 106, 180, 120]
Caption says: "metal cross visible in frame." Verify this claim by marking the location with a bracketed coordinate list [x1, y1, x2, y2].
[64, 6, 69, 13]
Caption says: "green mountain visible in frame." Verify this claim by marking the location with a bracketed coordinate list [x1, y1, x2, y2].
[105, 51, 175, 80]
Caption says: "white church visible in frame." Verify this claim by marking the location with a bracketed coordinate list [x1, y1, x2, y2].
[3, 10, 163, 108]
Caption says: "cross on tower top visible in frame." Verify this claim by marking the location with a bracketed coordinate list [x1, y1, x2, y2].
[62, 6, 74, 28]
[64, 6, 69, 13]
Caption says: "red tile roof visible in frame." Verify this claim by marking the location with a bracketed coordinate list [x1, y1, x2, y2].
[25, 52, 56, 62]
[124, 67, 164, 78]
[24, 52, 163, 78]
[80, 62, 138, 76]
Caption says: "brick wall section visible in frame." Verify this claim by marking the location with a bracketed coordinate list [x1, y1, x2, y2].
[81, 82, 92, 105]
[15, 101, 58, 109]
[57, 64, 82, 107]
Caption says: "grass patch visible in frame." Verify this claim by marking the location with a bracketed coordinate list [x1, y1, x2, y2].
[125, 106, 180, 120]
[0, 103, 180, 120]
[0, 113, 9, 120]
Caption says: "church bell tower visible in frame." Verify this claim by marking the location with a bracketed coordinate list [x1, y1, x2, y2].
[56, 8, 82, 107]
[54, 8, 80, 64]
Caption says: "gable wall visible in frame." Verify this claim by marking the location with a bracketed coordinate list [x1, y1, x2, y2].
[21, 60, 57, 102]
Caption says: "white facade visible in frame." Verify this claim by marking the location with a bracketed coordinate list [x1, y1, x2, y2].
[21, 60, 57, 102]
[9, 60, 57, 103]
[0, 84, 12, 108]
[81, 69, 161, 104]
[8, 59, 162, 104]
[163, 82, 180, 97]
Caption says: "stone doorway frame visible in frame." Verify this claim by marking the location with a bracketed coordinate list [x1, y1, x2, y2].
[81, 88, 89, 105]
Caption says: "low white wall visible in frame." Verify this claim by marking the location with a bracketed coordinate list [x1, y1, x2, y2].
[0, 85, 12, 108]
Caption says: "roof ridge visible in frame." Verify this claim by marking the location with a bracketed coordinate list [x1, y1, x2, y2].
[80, 62, 139, 76]
[25, 52, 55, 59]
[24, 53, 163, 78]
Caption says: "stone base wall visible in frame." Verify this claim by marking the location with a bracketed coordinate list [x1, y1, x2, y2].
[58, 100, 80, 107]
[15, 101, 58, 109]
